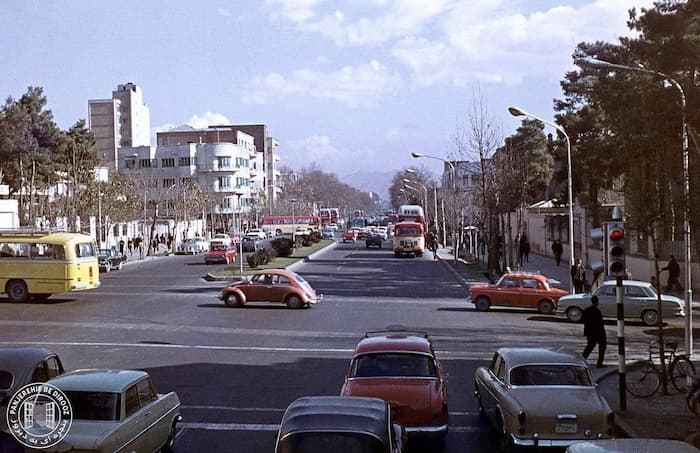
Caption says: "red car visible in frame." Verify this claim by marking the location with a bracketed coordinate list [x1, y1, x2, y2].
[340, 330, 448, 447]
[219, 268, 321, 309]
[468, 271, 566, 314]
[204, 243, 237, 264]
[342, 229, 358, 243]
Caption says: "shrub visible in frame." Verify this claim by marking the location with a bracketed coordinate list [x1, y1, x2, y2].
[247, 253, 259, 268]
[272, 237, 293, 257]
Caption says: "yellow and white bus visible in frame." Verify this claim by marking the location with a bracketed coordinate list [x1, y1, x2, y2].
[0, 231, 100, 302]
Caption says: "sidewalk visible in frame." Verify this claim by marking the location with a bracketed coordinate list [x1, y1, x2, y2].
[435, 246, 700, 446]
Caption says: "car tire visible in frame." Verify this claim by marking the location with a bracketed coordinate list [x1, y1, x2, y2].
[104, 262, 111, 273]
[497, 414, 515, 453]
[286, 294, 304, 309]
[537, 300, 554, 315]
[566, 306, 583, 323]
[118, 261, 123, 270]
[160, 422, 177, 453]
[224, 293, 243, 307]
[6, 280, 29, 303]
[642, 309, 659, 326]
[474, 296, 490, 312]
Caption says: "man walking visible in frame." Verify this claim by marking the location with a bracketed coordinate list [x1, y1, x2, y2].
[582, 295, 606, 368]
[551, 239, 563, 266]
[662, 255, 683, 292]
[571, 259, 586, 293]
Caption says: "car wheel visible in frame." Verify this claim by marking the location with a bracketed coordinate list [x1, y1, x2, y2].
[474, 296, 490, 311]
[537, 299, 554, 315]
[104, 262, 111, 273]
[6, 280, 29, 303]
[642, 309, 659, 326]
[497, 415, 515, 453]
[160, 422, 177, 453]
[566, 306, 583, 323]
[224, 293, 243, 307]
[286, 294, 304, 309]
[118, 261, 124, 270]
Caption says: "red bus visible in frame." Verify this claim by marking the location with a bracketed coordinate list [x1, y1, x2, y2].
[319, 208, 340, 226]
[261, 215, 320, 236]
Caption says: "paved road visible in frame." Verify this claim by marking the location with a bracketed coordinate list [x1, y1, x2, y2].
[0, 239, 677, 452]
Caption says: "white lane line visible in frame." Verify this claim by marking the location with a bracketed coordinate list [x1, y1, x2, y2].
[178, 422, 482, 433]
[181, 405, 285, 412]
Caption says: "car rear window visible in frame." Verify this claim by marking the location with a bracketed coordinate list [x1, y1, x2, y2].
[279, 432, 385, 453]
[64, 391, 120, 421]
[0, 371, 14, 390]
[510, 365, 591, 386]
[352, 353, 437, 378]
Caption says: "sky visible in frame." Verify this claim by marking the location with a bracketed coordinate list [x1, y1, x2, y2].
[1, 0, 655, 178]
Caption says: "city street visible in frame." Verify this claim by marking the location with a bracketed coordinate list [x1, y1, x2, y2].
[0, 241, 680, 452]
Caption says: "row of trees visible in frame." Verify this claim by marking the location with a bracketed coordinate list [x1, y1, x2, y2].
[389, 1, 700, 276]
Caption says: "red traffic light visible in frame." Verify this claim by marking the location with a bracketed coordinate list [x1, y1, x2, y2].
[610, 229, 624, 241]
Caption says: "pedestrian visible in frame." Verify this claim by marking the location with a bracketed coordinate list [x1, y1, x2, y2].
[119, 239, 125, 255]
[127, 238, 133, 256]
[519, 233, 530, 264]
[582, 295, 607, 368]
[551, 239, 563, 266]
[662, 255, 683, 292]
[571, 258, 586, 293]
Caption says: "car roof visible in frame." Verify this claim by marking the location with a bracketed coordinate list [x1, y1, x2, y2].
[498, 347, 586, 368]
[278, 396, 390, 445]
[355, 331, 433, 354]
[501, 272, 548, 280]
[600, 279, 651, 288]
[0, 348, 59, 392]
[48, 369, 148, 393]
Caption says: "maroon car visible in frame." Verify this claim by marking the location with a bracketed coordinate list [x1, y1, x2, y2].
[219, 269, 321, 309]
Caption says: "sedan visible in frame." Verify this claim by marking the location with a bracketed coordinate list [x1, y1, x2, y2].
[97, 248, 127, 272]
[46, 369, 181, 453]
[204, 243, 237, 264]
[468, 272, 567, 314]
[177, 237, 207, 254]
[340, 330, 448, 447]
[366, 233, 383, 249]
[0, 348, 65, 433]
[556, 279, 685, 326]
[474, 347, 614, 450]
[219, 268, 322, 308]
[342, 229, 358, 243]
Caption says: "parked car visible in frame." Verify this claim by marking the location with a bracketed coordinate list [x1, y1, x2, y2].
[327, 223, 339, 231]
[0, 348, 65, 433]
[474, 347, 614, 450]
[204, 243, 237, 264]
[342, 229, 358, 243]
[245, 229, 267, 240]
[556, 279, 685, 326]
[275, 396, 406, 453]
[467, 271, 567, 314]
[340, 330, 448, 446]
[566, 438, 700, 453]
[46, 369, 181, 453]
[212, 233, 233, 245]
[219, 268, 322, 308]
[321, 227, 335, 240]
[97, 248, 127, 273]
[177, 237, 207, 254]
[366, 233, 383, 249]
[375, 226, 389, 240]
[241, 237, 260, 253]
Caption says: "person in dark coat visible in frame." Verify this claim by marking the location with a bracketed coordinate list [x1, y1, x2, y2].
[551, 239, 563, 266]
[571, 259, 586, 293]
[518, 233, 530, 264]
[582, 295, 606, 368]
[662, 255, 683, 292]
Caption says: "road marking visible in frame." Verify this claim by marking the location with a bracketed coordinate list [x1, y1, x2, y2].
[178, 421, 483, 433]
[181, 405, 285, 412]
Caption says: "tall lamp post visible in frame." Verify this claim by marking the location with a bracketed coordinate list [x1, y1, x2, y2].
[578, 56, 693, 356]
[411, 152, 458, 264]
[402, 178, 429, 227]
[405, 168, 437, 232]
[508, 107, 576, 292]
[290, 198, 297, 246]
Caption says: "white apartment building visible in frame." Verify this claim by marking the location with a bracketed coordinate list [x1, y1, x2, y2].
[88, 83, 151, 171]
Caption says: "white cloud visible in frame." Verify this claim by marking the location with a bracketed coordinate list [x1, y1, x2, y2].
[241, 60, 402, 107]
[266, 0, 326, 22]
[217, 8, 232, 17]
[186, 112, 232, 128]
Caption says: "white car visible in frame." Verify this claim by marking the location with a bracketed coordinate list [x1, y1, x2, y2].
[327, 223, 339, 231]
[374, 226, 389, 240]
[245, 229, 267, 240]
[177, 237, 207, 254]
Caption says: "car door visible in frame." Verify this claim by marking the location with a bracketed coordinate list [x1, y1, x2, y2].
[495, 276, 521, 307]
[136, 377, 164, 451]
[118, 384, 150, 452]
[519, 278, 542, 309]
[595, 285, 618, 317]
[624, 284, 649, 318]
[245, 274, 268, 302]
[480, 353, 505, 424]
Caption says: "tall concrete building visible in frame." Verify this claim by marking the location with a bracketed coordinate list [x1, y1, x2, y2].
[88, 83, 151, 171]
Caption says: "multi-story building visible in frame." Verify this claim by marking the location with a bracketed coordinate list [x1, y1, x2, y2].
[88, 83, 151, 171]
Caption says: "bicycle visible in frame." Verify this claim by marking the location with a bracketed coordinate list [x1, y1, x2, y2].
[626, 340, 696, 398]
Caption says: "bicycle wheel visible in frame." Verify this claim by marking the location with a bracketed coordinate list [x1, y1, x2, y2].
[626, 362, 660, 398]
[671, 356, 696, 393]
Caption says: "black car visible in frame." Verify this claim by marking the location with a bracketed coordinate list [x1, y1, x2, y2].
[98, 248, 127, 272]
[366, 233, 383, 249]
[241, 237, 260, 253]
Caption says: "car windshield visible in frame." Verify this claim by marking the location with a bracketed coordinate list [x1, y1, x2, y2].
[64, 390, 121, 421]
[352, 353, 437, 378]
[278, 432, 385, 453]
[510, 364, 592, 386]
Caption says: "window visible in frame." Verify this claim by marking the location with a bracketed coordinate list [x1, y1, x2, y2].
[235, 157, 249, 168]
[510, 365, 592, 386]
[162, 178, 176, 188]
[179, 156, 193, 166]
[626, 286, 647, 297]
[600, 286, 616, 297]
[522, 279, 540, 289]
[161, 157, 175, 167]
[125, 385, 140, 417]
[136, 378, 157, 406]
[64, 391, 120, 421]
[125, 159, 137, 169]
[46, 357, 63, 378]
[139, 158, 152, 168]
[500, 277, 519, 288]
[31, 363, 49, 382]
[217, 156, 231, 169]
[218, 176, 231, 188]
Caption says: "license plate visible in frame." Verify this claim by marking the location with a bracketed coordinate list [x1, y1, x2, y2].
[555, 423, 577, 433]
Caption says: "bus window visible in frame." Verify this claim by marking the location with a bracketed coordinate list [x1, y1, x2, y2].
[75, 242, 96, 258]
[31, 243, 54, 260]
[54, 245, 66, 260]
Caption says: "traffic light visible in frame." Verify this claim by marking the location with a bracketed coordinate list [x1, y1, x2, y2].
[607, 221, 626, 277]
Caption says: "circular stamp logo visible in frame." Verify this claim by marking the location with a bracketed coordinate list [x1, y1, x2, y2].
[5, 383, 73, 449]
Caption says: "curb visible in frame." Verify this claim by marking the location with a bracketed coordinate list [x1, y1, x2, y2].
[594, 368, 636, 439]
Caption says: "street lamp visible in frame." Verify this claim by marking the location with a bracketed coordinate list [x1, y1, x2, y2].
[407, 168, 439, 235]
[508, 106, 576, 292]
[411, 152, 458, 264]
[290, 198, 297, 246]
[97, 191, 103, 248]
[577, 56, 693, 356]
[402, 178, 429, 224]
